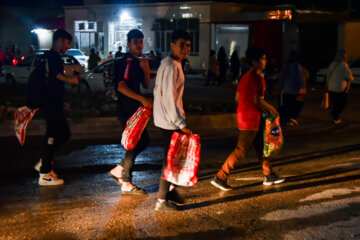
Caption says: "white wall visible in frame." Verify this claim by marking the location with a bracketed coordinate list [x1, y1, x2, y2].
[65, 3, 212, 70]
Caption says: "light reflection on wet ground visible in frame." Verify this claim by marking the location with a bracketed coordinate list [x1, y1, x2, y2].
[56, 145, 164, 168]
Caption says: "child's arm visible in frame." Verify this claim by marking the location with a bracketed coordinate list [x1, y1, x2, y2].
[117, 81, 153, 108]
[235, 92, 240, 102]
[139, 55, 151, 88]
[56, 73, 80, 85]
[254, 96, 279, 117]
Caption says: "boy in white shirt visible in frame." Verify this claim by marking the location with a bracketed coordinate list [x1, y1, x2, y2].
[153, 30, 192, 211]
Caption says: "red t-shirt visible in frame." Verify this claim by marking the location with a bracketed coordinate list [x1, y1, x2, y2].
[236, 70, 265, 130]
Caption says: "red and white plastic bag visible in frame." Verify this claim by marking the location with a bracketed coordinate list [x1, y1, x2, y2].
[121, 107, 152, 150]
[14, 106, 38, 146]
[163, 132, 201, 186]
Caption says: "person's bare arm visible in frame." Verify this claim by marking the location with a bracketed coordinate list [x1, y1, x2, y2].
[139, 55, 151, 89]
[235, 92, 240, 103]
[56, 73, 79, 85]
[181, 126, 192, 135]
[117, 81, 153, 109]
[254, 95, 279, 117]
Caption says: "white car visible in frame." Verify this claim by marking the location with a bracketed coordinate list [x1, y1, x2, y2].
[4, 52, 84, 84]
[316, 59, 360, 84]
[81, 58, 158, 92]
[80, 60, 112, 92]
[66, 49, 89, 69]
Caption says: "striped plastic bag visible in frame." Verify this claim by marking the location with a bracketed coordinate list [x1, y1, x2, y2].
[163, 132, 201, 186]
[14, 106, 38, 146]
[121, 107, 152, 150]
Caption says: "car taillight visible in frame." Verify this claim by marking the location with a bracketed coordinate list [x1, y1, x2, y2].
[21, 56, 25, 61]
[12, 58, 18, 66]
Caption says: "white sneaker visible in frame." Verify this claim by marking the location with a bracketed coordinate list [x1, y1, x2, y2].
[34, 159, 58, 178]
[38, 173, 64, 186]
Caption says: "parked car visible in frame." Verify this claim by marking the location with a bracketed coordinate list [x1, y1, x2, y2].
[66, 49, 89, 69]
[4, 51, 84, 84]
[81, 57, 158, 92]
[81, 59, 113, 92]
[316, 58, 360, 84]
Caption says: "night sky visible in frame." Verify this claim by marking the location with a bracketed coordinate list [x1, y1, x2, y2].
[0, 0, 357, 12]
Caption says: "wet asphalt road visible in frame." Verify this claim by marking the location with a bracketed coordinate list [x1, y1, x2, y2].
[1, 82, 360, 239]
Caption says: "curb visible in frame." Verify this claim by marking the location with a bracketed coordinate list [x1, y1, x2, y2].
[2, 114, 237, 137]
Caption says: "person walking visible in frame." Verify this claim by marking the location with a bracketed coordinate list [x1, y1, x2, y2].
[153, 30, 192, 211]
[115, 46, 124, 58]
[109, 29, 152, 194]
[326, 50, 354, 124]
[204, 49, 219, 86]
[217, 46, 228, 85]
[230, 50, 240, 84]
[34, 29, 81, 186]
[278, 51, 306, 126]
[107, 51, 113, 61]
[264, 57, 279, 97]
[211, 47, 285, 191]
[87, 48, 101, 70]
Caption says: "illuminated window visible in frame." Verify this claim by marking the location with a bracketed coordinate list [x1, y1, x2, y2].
[74, 21, 98, 54]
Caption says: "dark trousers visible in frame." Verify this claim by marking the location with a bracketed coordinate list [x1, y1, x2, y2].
[216, 121, 272, 181]
[119, 117, 149, 182]
[205, 71, 217, 86]
[158, 128, 182, 200]
[279, 93, 304, 124]
[329, 91, 348, 121]
[40, 110, 71, 173]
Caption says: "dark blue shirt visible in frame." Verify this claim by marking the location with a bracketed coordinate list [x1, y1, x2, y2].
[43, 50, 65, 111]
[114, 53, 145, 119]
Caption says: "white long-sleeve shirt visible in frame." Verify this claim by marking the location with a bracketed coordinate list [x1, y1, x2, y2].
[327, 61, 353, 92]
[153, 56, 186, 130]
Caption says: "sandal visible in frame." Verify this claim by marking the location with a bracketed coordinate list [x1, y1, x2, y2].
[109, 172, 123, 186]
[121, 186, 147, 195]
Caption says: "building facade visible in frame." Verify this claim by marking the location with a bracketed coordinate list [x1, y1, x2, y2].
[63, 1, 360, 76]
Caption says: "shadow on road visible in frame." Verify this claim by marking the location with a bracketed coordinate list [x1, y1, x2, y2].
[183, 173, 360, 211]
[197, 143, 360, 181]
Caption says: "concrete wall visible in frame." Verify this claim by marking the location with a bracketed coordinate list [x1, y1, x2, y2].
[282, 22, 299, 63]
[342, 21, 360, 62]
[65, 3, 212, 69]
[64, 7, 89, 49]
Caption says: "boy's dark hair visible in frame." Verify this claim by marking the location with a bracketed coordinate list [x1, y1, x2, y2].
[171, 29, 191, 44]
[52, 29, 72, 45]
[245, 47, 266, 65]
[127, 29, 144, 43]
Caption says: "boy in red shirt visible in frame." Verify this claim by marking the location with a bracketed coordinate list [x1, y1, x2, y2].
[211, 47, 285, 191]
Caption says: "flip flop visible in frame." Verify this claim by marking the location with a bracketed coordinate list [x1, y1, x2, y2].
[109, 172, 123, 186]
[121, 186, 147, 195]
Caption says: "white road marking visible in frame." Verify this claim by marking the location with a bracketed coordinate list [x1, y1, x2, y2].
[261, 196, 360, 221]
[299, 188, 360, 202]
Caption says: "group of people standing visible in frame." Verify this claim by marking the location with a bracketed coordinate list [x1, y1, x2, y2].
[205, 46, 248, 86]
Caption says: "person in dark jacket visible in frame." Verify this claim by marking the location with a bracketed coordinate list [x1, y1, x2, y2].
[34, 29, 81, 186]
[109, 29, 152, 195]
[87, 48, 101, 70]
[217, 46, 228, 85]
